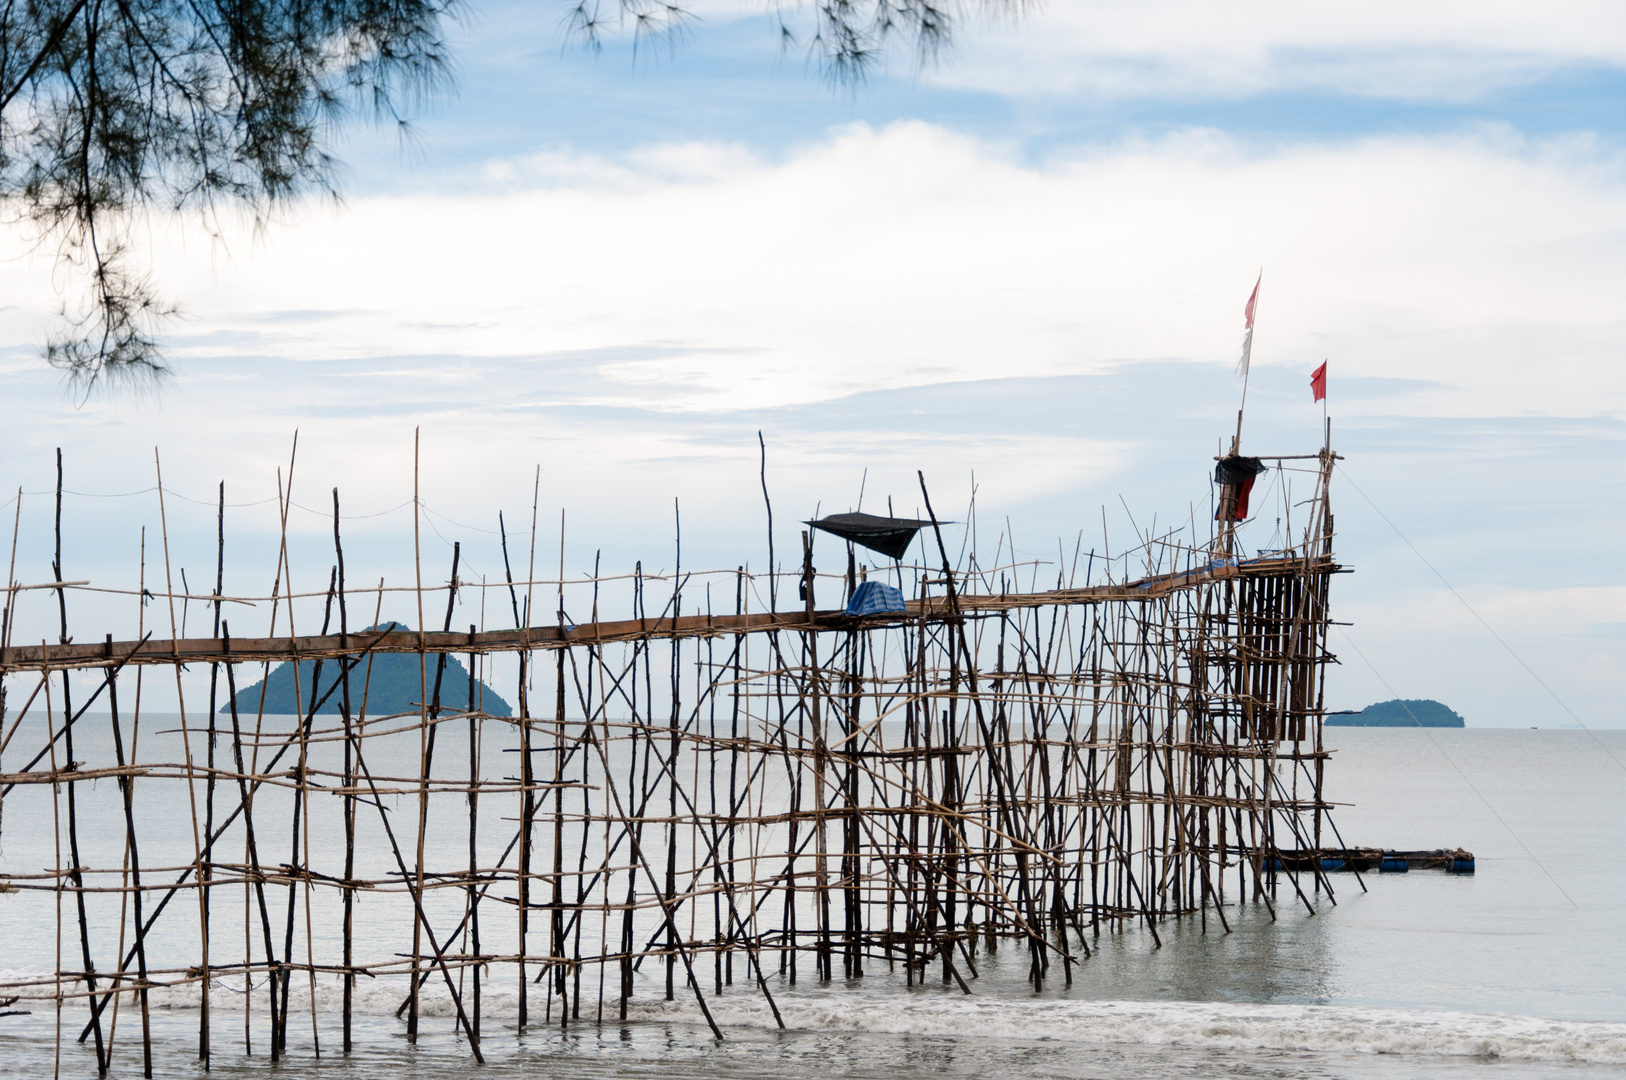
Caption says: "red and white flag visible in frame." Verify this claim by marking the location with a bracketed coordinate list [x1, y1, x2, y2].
[1238, 272, 1261, 376]
[1310, 360, 1327, 402]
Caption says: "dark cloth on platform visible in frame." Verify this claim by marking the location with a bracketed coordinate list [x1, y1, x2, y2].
[806, 512, 939, 560]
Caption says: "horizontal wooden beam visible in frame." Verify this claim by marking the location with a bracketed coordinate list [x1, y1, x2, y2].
[0, 556, 1333, 673]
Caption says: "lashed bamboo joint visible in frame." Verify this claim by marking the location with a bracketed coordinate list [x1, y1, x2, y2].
[0, 443, 1349, 1073]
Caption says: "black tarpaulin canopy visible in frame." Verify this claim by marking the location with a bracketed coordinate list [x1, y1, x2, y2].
[1214, 456, 1267, 486]
[806, 512, 943, 560]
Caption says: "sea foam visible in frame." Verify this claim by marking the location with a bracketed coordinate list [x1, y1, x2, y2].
[7, 963, 1624, 1066]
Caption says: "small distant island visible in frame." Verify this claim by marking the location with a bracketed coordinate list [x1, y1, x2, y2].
[1328, 698, 1465, 727]
[222, 623, 512, 717]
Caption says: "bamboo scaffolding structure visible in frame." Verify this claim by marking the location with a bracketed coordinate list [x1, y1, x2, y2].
[0, 443, 1350, 1071]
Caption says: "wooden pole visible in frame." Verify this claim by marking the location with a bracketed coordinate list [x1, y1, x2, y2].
[333, 489, 356, 1054]
[52, 450, 109, 1075]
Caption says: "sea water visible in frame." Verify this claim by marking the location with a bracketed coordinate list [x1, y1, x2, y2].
[2, 728, 1624, 1078]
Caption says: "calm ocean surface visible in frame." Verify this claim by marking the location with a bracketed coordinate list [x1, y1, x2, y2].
[3, 727, 1624, 1078]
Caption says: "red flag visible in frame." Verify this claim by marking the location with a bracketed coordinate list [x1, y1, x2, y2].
[1310, 361, 1327, 403]
[1243, 273, 1261, 330]
[1234, 475, 1258, 520]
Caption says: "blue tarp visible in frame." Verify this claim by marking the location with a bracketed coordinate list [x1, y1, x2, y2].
[844, 580, 907, 617]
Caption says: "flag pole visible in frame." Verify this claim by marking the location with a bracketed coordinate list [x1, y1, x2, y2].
[1308, 358, 1330, 454]
[1233, 270, 1261, 455]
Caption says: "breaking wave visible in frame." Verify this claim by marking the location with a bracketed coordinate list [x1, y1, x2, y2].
[7, 965, 1624, 1067]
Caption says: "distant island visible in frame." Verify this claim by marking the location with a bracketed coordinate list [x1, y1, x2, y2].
[222, 623, 513, 717]
[1328, 698, 1464, 727]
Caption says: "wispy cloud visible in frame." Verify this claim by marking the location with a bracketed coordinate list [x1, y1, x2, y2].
[68, 123, 1619, 422]
[929, 0, 1626, 102]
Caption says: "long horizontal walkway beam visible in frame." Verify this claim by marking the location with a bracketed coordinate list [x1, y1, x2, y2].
[0, 557, 1331, 673]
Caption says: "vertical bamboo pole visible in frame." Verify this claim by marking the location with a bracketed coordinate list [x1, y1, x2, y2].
[517, 465, 541, 1029]
[552, 510, 568, 1023]
[409, 428, 429, 1042]
[105, 643, 151, 1076]
[51, 451, 108, 1074]
[467, 627, 483, 1041]
[154, 450, 213, 1068]
[802, 530, 832, 983]
[202, 481, 224, 1061]
[332, 489, 357, 1054]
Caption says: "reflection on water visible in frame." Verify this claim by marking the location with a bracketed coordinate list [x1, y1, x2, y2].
[3, 728, 1626, 1077]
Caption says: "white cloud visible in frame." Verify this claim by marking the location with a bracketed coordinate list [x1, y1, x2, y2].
[4, 122, 1626, 722]
[932, 0, 1626, 100]
[88, 121, 1626, 421]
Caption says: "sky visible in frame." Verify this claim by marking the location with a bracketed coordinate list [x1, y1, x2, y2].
[1, 0, 1624, 727]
